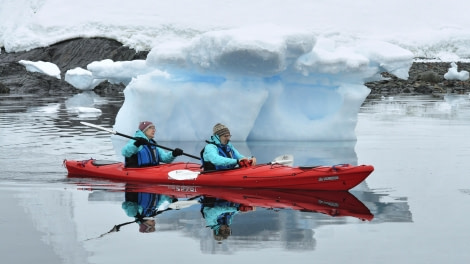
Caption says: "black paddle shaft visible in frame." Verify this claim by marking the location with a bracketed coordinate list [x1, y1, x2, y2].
[115, 132, 200, 160]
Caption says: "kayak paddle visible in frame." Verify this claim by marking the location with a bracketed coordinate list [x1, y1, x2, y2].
[80, 121, 200, 160]
[167, 154, 295, 180]
[84, 196, 199, 240]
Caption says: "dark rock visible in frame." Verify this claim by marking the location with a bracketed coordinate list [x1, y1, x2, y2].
[0, 81, 9, 93]
[414, 85, 433, 94]
[417, 71, 442, 83]
[94, 82, 126, 96]
[365, 61, 470, 98]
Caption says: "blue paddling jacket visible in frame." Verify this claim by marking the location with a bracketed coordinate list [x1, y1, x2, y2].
[201, 199, 240, 235]
[201, 134, 245, 171]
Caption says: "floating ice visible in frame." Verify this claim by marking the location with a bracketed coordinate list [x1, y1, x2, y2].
[444, 62, 469, 81]
[18, 60, 61, 79]
[65, 67, 103, 91]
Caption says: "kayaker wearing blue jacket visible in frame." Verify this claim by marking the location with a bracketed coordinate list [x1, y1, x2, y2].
[122, 121, 184, 167]
[201, 198, 239, 241]
[122, 191, 177, 233]
[200, 197, 254, 241]
[201, 123, 256, 171]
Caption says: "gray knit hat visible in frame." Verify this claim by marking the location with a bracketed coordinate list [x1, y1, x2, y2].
[213, 123, 230, 137]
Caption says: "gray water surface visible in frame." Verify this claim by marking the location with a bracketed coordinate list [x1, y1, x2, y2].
[1, 92, 469, 264]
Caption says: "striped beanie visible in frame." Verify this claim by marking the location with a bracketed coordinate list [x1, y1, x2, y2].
[213, 123, 230, 137]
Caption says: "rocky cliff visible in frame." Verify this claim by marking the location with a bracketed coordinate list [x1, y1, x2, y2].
[0, 38, 147, 95]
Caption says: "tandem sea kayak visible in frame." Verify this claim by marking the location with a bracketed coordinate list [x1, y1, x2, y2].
[64, 158, 374, 191]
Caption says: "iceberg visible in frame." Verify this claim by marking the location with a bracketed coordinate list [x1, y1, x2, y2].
[108, 25, 413, 141]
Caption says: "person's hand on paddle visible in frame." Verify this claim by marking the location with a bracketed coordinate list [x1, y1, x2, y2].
[238, 156, 256, 167]
[239, 204, 255, 212]
[172, 148, 184, 157]
[250, 156, 257, 166]
[133, 137, 148, 147]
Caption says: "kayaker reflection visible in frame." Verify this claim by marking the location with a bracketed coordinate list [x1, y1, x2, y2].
[200, 197, 254, 241]
[201, 123, 256, 171]
[121, 191, 177, 233]
[121, 121, 184, 167]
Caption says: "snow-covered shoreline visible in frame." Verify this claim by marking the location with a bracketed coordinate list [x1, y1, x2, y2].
[1, 38, 469, 98]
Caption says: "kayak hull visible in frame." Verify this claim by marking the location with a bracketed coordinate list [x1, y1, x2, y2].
[64, 159, 374, 191]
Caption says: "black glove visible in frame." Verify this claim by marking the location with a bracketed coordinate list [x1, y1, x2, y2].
[134, 137, 148, 147]
[172, 148, 183, 157]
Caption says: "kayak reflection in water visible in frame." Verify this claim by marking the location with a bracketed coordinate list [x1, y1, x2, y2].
[122, 191, 177, 233]
[200, 196, 254, 241]
[84, 191, 178, 240]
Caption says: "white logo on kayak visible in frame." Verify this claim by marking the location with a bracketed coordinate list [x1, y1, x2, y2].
[168, 169, 200, 180]
[318, 176, 339, 182]
[318, 199, 339, 207]
[172, 185, 197, 193]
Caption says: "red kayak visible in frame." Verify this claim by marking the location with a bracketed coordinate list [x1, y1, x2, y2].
[64, 158, 374, 191]
[75, 182, 373, 221]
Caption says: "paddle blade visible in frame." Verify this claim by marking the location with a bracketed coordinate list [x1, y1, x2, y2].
[168, 169, 200, 180]
[271, 154, 294, 166]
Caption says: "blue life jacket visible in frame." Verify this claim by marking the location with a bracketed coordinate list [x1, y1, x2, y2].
[138, 192, 160, 217]
[124, 192, 161, 218]
[126, 139, 160, 167]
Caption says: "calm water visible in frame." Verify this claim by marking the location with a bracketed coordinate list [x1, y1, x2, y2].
[1, 91, 469, 264]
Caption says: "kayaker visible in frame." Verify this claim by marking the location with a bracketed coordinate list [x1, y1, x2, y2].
[201, 123, 256, 171]
[200, 197, 254, 241]
[122, 121, 184, 167]
[122, 191, 177, 233]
